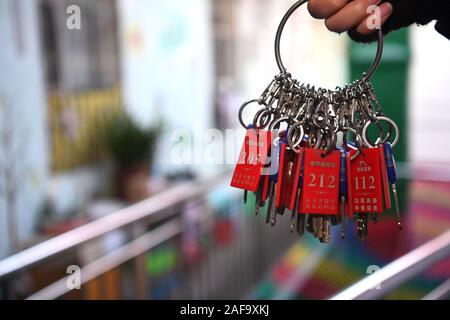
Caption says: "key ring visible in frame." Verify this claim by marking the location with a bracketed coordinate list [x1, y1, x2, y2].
[253, 107, 273, 129]
[239, 99, 264, 129]
[274, 0, 384, 84]
[287, 121, 306, 152]
[342, 126, 363, 160]
[362, 116, 399, 148]
[269, 115, 294, 132]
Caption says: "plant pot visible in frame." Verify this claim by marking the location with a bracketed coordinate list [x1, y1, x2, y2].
[116, 163, 150, 203]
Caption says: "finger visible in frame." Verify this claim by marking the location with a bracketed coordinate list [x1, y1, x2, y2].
[325, 0, 382, 33]
[355, 2, 394, 35]
[308, 0, 350, 19]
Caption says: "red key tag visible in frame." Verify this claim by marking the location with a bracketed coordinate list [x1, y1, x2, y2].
[231, 129, 271, 192]
[275, 143, 295, 208]
[299, 149, 340, 215]
[261, 174, 270, 202]
[346, 152, 354, 218]
[286, 148, 304, 211]
[349, 148, 384, 214]
[282, 150, 297, 208]
[378, 144, 392, 210]
[275, 143, 288, 208]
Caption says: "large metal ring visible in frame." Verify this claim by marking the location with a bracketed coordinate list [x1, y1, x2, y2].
[362, 116, 399, 148]
[274, 0, 384, 84]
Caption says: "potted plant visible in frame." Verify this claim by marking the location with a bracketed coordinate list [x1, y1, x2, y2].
[100, 112, 161, 202]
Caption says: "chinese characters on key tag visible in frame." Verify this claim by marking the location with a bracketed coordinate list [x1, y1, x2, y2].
[300, 149, 340, 215]
[298, 149, 340, 243]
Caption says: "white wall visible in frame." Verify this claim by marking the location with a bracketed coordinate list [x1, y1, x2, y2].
[235, 0, 348, 102]
[0, 0, 48, 257]
[117, 0, 215, 176]
[409, 24, 450, 164]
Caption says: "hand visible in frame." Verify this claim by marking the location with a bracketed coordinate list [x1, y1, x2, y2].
[307, 0, 394, 36]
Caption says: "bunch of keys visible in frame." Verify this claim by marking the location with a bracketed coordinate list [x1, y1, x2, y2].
[230, 0, 402, 243]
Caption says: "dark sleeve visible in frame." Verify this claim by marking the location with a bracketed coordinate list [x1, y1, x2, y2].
[348, 0, 450, 42]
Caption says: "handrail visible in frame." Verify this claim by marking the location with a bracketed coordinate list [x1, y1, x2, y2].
[0, 171, 231, 280]
[422, 278, 450, 300]
[1, 162, 450, 292]
[27, 219, 182, 300]
[330, 229, 450, 300]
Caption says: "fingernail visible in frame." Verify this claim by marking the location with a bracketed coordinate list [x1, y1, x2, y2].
[380, 2, 393, 19]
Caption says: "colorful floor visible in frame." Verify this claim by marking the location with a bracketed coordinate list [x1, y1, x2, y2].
[251, 180, 450, 300]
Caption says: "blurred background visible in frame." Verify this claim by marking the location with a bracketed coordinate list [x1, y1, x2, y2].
[0, 0, 449, 300]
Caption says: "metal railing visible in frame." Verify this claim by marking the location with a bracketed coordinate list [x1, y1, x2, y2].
[27, 219, 182, 300]
[0, 172, 229, 280]
[1, 163, 450, 300]
[0, 170, 297, 299]
[330, 229, 450, 300]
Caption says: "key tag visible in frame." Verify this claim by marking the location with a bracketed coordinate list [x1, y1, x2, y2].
[299, 148, 341, 215]
[381, 142, 403, 229]
[261, 132, 283, 202]
[348, 148, 384, 218]
[361, 116, 400, 215]
[275, 140, 288, 209]
[378, 143, 392, 210]
[286, 147, 304, 211]
[231, 126, 272, 192]
[275, 132, 298, 210]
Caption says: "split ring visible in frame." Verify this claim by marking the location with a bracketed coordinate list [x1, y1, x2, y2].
[362, 116, 399, 148]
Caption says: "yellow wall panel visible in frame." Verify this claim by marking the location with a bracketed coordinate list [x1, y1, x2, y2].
[49, 86, 122, 172]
